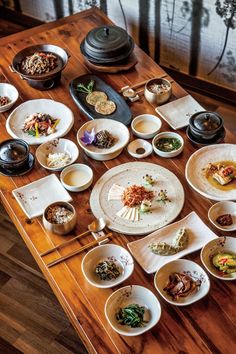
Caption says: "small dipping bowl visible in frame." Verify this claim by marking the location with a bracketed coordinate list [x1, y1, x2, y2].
[208, 201, 236, 232]
[0, 83, 19, 113]
[60, 163, 93, 192]
[127, 139, 153, 159]
[43, 201, 77, 235]
[144, 78, 172, 105]
[131, 114, 162, 139]
[0, 138, 29, 171]
[152, 132, 184, 158]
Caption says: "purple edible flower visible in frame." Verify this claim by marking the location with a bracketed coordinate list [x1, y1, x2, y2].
[80, 128, 96, 145]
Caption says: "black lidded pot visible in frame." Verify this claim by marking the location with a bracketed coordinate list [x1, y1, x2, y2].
[189, 111, 224, 140]
[0, 139, 29, 171]
[80, 25, 134, 64]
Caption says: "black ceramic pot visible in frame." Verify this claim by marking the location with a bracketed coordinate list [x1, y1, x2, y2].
[189, 111, 224, 140]
[0, 139, 30, 171]
[10, 44, 69, 90]
[80, 25, 134, 64]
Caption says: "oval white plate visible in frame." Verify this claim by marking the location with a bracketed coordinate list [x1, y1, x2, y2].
[127, 139, 153, 159]
[6, 99, 74, 145]
[105, 285, 161, 336]
[201, 236, 236, 281]
[81, 244, 134, 288]
[154, 259, 210, 306]
[185, 144, 236, 201]
[90, 162, 184, 235]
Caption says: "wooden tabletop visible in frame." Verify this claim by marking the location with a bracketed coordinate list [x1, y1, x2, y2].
[0, 8, 235, 354]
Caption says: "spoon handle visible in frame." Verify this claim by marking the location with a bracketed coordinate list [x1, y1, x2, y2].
[40, 229, 90, 257]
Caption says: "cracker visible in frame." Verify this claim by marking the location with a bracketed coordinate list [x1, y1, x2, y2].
[86, 91, 107, 106]
[95, 100, 116, 115]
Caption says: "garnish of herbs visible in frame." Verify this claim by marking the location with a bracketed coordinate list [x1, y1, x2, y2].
[77, 80, 95, 94]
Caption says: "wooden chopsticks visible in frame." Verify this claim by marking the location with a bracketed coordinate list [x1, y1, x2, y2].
[40, 229, 91, 257]
[46, 233, 112, 268]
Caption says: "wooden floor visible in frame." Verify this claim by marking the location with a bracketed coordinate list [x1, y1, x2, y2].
[0, 16, 236, 354]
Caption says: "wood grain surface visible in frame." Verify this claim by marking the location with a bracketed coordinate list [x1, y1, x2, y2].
[0, 8, 235, 354]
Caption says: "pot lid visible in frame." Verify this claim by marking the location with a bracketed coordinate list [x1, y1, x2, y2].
[82, 25, 134, 61]
[0, 139, 28, 163]
[191, 111, 222, 132]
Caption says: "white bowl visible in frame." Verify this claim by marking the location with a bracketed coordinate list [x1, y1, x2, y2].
[105, 285, 161, 336]
[154, 259, 210, 306]
[0, 83, 19, 112]
[77, 119, 130, 161]
[152, 131, 184, 158]
[208, 201, 236, 232]
[81, 244, 134, 288]
[131, 114, 162, 139]
[6, 99, 74, 145]
[36, 138, 79, 171]
[201, 236, 236, 281]
[127, 139, 153, 159]
[60, 163, 93, 192]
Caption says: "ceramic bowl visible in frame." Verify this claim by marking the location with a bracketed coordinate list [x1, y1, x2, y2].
[201, 236, 236, 281]
[127, 139, 153, 159]
[152, 131, 184, 158]
[144, 78, 172, 106]
[0, 83, 19, 113]
[43, 201, 77, 235]
[77, 119, 130, 161]
[154, 259, 210, 306]
[105, 285, 161, 336]
[0, 138, 29, 171]
[208, 201, 236, 232]
[81, 244, 134, 288]
[60, 163, 93, 192]
[36, 138, 79, 171]
[131, 114, 162, 139]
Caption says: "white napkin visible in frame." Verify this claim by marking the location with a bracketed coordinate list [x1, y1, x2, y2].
[156, 95, 204, 130]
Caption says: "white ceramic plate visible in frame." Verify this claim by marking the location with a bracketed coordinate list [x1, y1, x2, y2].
[201, 236, 236, 281]
[81, 244, 134, 288]
[155, 95, 204, 130]
[6, 99, 74, 145]
[154, 259, 210, 306]
[127, 139, 153, 159]
[208, 201, 236, 231]
[77, 118, 130, 161]
[105, 285, 161, 336]
[185, 144, 236, 201]
[12, 174, 72, 219]
[127, 211, 217, 273]
[90, 162, 184, 235]
[36, 138, 79, 171]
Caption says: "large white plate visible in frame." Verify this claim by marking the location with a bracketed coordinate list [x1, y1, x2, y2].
[185, 144, 236, 201]
[6, 99, 74, 145]
[12, 174, 72, 219]
[90, 162, 185, 235]
[127, 212, 217, 274]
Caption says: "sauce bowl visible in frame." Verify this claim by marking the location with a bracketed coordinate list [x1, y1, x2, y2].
[60, 163, 93, 192]
[131, 114, 162, 139]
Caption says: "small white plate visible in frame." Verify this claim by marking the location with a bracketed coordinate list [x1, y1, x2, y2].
[208, 201, 236, 231]
[12, 174, 72, 219]
[154, 259, 210, 306]
[36, 138, 79, 171]
[77, 118, 130, 161]
[0, 83, 19, 112]
[127, 211, 217, 273]
[81, 244, 134, 288]
[185, 144, 236, 201]
[155, 95, 204, 130]
[105, 285, 161, 336]
[201, 236, 236, 281]
[6, 99, 74, 145]
[127, 139, 153, 159]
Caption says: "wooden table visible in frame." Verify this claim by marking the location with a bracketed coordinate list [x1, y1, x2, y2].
[0, 8, 235, 354]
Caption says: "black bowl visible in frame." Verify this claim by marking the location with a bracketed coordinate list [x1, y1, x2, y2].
[189, 111, 224, 140]
[0, 138, 30, 171]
